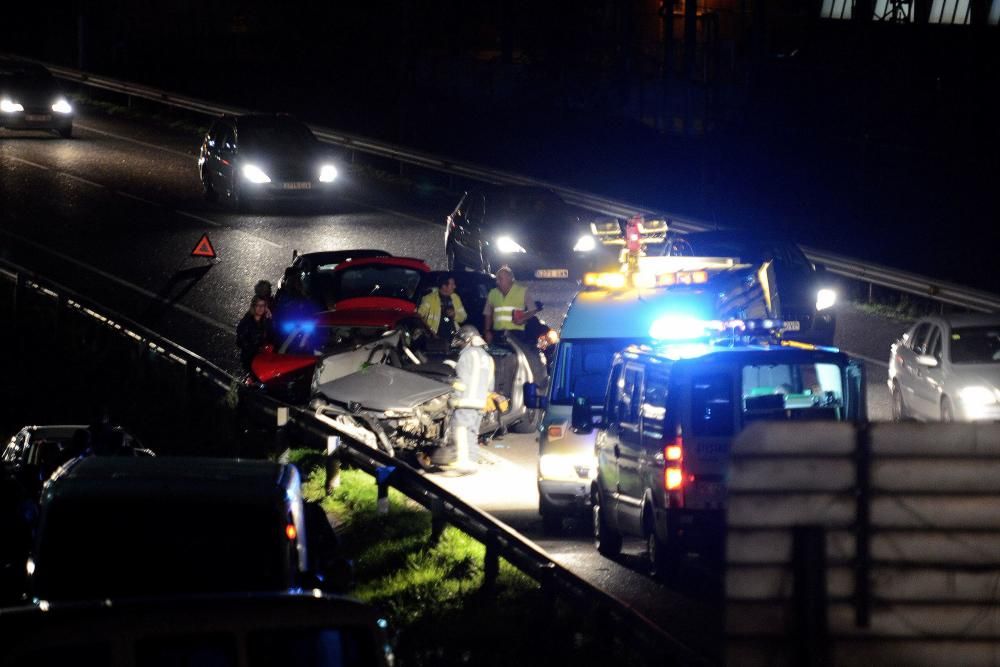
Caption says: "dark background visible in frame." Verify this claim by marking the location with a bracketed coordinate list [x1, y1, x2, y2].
[5, 1, 999, 290]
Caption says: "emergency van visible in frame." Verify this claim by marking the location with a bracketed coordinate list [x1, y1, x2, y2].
[591, 334, 866, 576]
[527, 253, 778, 533]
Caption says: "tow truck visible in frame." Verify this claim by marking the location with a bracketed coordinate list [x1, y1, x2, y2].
[525, 216, 802, 533]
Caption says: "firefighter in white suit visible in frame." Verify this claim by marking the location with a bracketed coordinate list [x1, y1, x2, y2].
[447, 324, 495, 474]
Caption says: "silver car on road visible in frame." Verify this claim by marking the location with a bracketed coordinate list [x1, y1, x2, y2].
[889, 314, 1000, 421]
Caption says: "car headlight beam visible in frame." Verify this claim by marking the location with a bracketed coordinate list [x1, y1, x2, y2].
[816, 288, 837, 311]
[319, 164, 338, 183]
[51, 98, 73, 114]
[1, 99, 24, 113]
[958, 385, 998, 406]
[573, 235, 597, 252]
[242, 164, 271, 184]
[496, 236, 526, 254]
[539, 453, 590, 481]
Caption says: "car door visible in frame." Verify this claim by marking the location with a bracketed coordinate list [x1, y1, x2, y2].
[595, 360, 626, 529]
[215, 123, 237, 193]
[638, 368, 670, 514]
[898, 321, 931, 419]
[613, 363, 645, 535]
[450, 193, 484, 266]
[912, 325, 945, 417]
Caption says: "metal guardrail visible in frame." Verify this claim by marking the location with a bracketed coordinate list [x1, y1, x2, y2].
[1, 258, 710, 666]
[16, 56, 997, 314]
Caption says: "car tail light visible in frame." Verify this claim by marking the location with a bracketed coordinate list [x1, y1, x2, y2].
[547, 425, 564, 439]
[665, 467, 683, 490]
[663, 429, 684, 491]
[285, 523, 298, 541]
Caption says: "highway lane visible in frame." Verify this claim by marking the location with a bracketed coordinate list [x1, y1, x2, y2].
[1, 108, 908, 657]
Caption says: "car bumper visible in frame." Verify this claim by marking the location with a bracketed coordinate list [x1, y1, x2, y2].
[781, 311, 836, 346]
[538, 479, 591, 515]
[490, 247, 619, 281]
[656, 507, 725, 553]
[0, 112, 73, 131]
[241, 182, 338, 200]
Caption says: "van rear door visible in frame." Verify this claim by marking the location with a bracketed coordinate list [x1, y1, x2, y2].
[678, 366, 736, 510]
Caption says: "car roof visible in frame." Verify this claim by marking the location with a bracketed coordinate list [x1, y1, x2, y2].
[18, 425, 87, 438]
[333, 256, 430, 273]
[45, 457, 295, 501]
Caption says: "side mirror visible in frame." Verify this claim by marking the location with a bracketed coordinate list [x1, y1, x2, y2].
[572, 396, 594, 432]
[916, 354, 939, 368]
[523, 382, 548, 410]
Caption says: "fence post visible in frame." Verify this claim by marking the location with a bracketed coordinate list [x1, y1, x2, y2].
[854, 423, 872, 628]
[275, 406, 290, 460]
[792, 525, 829, 667]
[375, 465, 395, 515]
[325, 435, 341, 494]
[482, 529, 500, 593]
[429, 496, 446, 545]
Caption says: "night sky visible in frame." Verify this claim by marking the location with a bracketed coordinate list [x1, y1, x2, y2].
[5, 2, 999, 289]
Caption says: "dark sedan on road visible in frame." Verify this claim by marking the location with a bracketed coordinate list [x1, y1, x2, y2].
[444, 186, 618, 281]
[198, 113, 341, 210]
[658, 230, 838, 345]
[0, 59, 73, 138]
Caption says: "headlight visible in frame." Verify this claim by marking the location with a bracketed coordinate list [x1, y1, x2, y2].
[242, 164, 271, 184]
[816, 288, 837, 311]
[496, 236, 526, 254]
[958, 386, 998, 406]
[539, 454, 590, 481]
[573, 235, 597, 252]
[51, 99, 73, 114]
[1, 99, 24, 113]
[319, 164, 338, 183]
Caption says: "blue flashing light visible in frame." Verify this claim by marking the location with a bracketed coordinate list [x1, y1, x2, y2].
[281, 320, 317, 334]
[300, 321, 315, 334]
[281, 321, 296, 333]
[649, 315, 714, 341]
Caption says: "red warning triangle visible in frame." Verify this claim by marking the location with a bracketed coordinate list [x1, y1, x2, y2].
[191, 234, 216, 259]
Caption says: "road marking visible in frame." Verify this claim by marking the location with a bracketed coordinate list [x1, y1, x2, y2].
[336, 194, 441, 228]
[75, 122, 196, 160]
[116, 190, 158, 206]
[5, 155, 50, 171]
[175, 210, 284, 248]
[844, 350, 890, 368]
[0, 227, 231, 333]
[175, 210, 222, 227]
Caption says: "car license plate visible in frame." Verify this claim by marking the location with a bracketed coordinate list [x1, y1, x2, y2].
[782, 320, 801, 331]
[282, 182, 312, 190]
[534, 269, 569, 279]
[26, 114, 51, 122]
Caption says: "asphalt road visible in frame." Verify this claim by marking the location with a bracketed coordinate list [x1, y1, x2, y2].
[0, 108, 911, 660]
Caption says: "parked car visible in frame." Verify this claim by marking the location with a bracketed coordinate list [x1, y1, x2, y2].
[889, 314, 1000, 421]
[0, 592, 393, 667]
[0, 58, 73, 138]
[591, 337, 865, 576]
[444, 185, 618, 280]
[28, 457, 346, 600]
[198, 113, 342, 209]
[658, 230, 838, 344]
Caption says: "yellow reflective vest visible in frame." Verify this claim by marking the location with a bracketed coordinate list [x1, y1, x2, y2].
[417, 291, 467, 334]
[487, 284, 527, 331]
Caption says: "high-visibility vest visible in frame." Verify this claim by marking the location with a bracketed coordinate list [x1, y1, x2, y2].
[417, 291, 467, 334]
[487, 284, 527, 331]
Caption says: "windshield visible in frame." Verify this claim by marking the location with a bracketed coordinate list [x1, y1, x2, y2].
[241, 119, 317, 152]
[317, 265, 424, 307]
[550, 339, 645, 405]
[741, 362, 846, 422]
[950, 326, 1000, 364]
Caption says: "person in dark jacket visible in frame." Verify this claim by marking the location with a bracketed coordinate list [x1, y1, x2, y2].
[236, 296, 276, 372]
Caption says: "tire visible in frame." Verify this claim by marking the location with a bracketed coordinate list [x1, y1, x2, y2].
[593, 493, 622, 558]
[941, 396, 954, 423]
[510, 407, 543, 434]
[647, 529, 678, 581]
[891, 382, 907, 422]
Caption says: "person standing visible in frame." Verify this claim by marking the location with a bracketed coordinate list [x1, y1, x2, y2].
[482, 266, 541, 345]
[236, 295, 276, 372]
[418, 273, 467, 338]
[445, 325, 495, 474]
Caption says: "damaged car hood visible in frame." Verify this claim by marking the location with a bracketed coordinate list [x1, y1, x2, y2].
[315, 365, 452, 412]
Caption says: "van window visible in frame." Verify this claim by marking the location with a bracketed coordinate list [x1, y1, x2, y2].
[615, 366, 642, 424]
[550, 339, 643, 406]
[691, 374, 734, 436]
[741, 362, 846, 422]
[640, 370, 669, 440]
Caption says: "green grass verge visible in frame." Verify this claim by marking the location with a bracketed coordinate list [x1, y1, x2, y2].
[70, 93, 209, 136]
[287, 448, 663, 666]
[851, 297, 925, 321]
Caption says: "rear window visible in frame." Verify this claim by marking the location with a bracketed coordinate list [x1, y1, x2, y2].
[36, 498, 292, 598]
[691, 374, 734, 436]
[741, 362, 846, 422]
[313, 265, 424, 308]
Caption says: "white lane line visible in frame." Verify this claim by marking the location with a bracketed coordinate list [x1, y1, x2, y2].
[336, 194, 440, 228]
[0, 228, 231, 334]
[116, 190, 159, 206]
[5, 155, 50, 171]
[174, 210, 284, 249]
[75, 122, 196, 160]
[59, 171, 106, 189]
[844, 350, 890, 368]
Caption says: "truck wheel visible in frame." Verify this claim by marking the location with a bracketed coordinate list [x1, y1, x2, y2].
[647, 529, 679, 581]
[593, 494, 622, 558]
[510, 407, 543, 434]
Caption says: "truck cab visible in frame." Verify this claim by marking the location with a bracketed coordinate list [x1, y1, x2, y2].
[591, 335, 865, 576]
